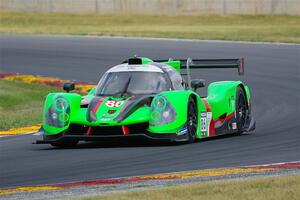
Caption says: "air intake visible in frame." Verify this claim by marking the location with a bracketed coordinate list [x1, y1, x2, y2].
[128, 57, 142, 65]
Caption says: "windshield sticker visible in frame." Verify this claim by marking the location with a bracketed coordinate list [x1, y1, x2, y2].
[107, 64, 163, 73]
[105, 100, 124, 108]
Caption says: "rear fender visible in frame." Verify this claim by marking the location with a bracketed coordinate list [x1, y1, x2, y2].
[243, 84, 251, 107]
[206, 81, 246, 120]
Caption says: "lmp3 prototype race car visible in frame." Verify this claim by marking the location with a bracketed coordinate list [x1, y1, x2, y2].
[36, 57, 255, 147]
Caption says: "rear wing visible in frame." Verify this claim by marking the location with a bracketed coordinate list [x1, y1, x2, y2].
[154, 58, 245, 76]
[154, 58, 244, 90]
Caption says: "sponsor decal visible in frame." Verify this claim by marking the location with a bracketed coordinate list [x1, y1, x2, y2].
[232, 122, 237, 130]
[202, 99, 216, 137]
[207, 112, 212, 136]
[108, 110, 117, 115]
[100, 116, 111, 121]
[177, 126, 188, 136]
[200, 113, 207, 136]
[201, 112, 212, 137]
[127, 66, 137, 70]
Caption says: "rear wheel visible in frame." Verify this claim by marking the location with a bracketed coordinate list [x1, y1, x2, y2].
[236, 87, 247, 135]
[51, 139, 78, 148]
[187, 97, 198, 143]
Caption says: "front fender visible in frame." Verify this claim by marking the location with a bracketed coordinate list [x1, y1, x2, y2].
[43, 93, 82, 135]
[148, 90, 193, 134]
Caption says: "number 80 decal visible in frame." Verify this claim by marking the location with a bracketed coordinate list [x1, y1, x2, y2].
[105, 100, 124, 108]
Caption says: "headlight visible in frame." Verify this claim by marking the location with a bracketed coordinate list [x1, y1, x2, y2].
[150, 96, 176, 126]
[51, 113, 58, 120]
[154, 96, 167, 110]
[151, 111, 161, 123]
[54, 97, 69, 112]
[45, 96, 70, 128]
[162, 110, 170, 118]
[58, 113, 69, 122]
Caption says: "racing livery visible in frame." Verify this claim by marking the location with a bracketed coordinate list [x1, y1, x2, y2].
[36, 57, 255, 147]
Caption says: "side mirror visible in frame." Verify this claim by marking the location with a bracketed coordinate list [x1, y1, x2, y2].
[191, 79, 205, 91]
[63, 82, 75, 93]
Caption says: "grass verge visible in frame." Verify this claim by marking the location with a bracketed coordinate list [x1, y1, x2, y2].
[77, 175, 300, 200]
[0, 79, 61, 130]
[1, 12, 300, 43]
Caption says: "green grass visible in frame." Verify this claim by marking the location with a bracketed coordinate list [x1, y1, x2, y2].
[0, 79, 62, 130]
[76, 175, 300, 200]
[1, 12, 300, 43]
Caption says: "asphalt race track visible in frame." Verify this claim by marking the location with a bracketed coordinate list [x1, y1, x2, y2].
[0, 35, 299, 188]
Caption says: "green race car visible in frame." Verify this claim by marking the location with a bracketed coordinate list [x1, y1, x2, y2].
[36, 57, 255, 147]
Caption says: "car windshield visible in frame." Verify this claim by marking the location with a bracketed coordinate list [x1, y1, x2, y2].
[95, 71, 170, 96]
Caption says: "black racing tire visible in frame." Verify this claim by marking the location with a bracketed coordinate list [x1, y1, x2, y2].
[51, 139, 78, 148]
[236, 87, 248, 135]
[187, 97, 198, 143]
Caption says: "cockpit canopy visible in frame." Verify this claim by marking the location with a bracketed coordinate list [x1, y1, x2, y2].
[95, 63, 184, 96]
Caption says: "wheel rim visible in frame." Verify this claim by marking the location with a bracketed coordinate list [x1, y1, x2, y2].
[238, 93, 247, 128]
[188, 102, 197, 139]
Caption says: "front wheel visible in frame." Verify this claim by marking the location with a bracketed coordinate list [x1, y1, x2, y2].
[187, 97, 198, 143]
